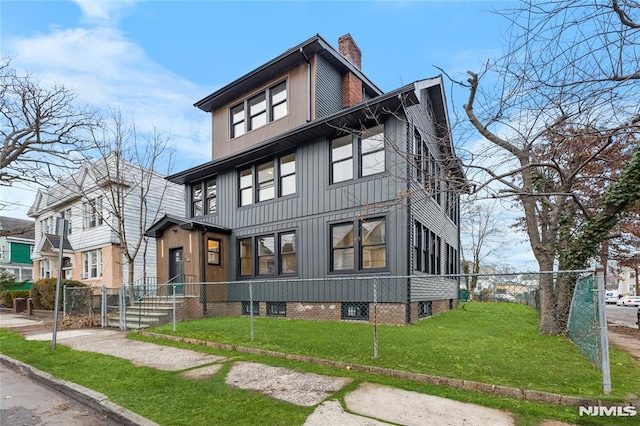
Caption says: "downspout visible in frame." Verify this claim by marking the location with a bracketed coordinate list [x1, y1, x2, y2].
[405, 109, 413, 325]
[201, 230, 207, 315]
[299, 47, 311, 122]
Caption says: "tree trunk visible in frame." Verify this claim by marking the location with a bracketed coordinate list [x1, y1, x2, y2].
[538, 257, 563, 334]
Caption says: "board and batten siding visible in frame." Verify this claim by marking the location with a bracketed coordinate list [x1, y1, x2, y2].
[191, 116, 410, 303]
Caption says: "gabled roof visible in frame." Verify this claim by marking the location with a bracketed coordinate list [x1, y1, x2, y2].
[169, 83, 420, 184]
[0, 216, 35, 240]
[194, 34, 383, 113]
[37, 233, 74, 253]
[146, 214, 232, 238]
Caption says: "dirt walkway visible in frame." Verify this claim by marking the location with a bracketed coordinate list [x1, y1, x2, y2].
[608, 325, 640, 364]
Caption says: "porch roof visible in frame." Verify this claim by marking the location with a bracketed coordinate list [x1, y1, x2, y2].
[145, 214, 232, 238]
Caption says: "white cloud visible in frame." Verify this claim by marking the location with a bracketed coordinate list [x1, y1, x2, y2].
[1, 1, 215, 219]
[3, 7, 212, 168]
[72, 0, 137, 26]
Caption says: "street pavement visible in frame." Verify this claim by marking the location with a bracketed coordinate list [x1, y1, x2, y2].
[0, 363, 122, 426]
[0, 311, 518, 425]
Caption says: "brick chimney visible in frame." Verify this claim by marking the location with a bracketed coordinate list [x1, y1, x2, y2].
[338, 33, 363, 107]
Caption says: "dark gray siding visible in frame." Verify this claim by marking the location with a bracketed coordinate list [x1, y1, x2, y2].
[194, 115, 410, 303]
[315, 54, 343, 118]
[405, 98, 459, 302]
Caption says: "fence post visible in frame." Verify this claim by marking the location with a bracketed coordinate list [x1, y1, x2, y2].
[596, 265, 612, 394]
[172, 283, 177, 332]
[63, 285, 67, 317]
[373, 276, 378, 359]
[120, 285, 126, 331]
[249, 282, 254, 341]
[101, 284, 106, 328]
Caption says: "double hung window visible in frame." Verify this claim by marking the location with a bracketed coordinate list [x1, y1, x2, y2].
[83, 249, 102, 279]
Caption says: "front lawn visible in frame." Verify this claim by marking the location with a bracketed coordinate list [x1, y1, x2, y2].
[149, 302, 640, 400]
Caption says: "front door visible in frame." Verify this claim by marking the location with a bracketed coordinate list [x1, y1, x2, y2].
[168, 247, 185, 295]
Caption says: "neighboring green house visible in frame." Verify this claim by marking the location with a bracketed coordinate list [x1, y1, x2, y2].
[0, 216, 35, 282]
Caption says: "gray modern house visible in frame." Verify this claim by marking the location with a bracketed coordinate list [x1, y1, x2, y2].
[147, 34, 464, 325]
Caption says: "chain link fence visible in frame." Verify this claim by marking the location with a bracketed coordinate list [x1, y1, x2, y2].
[566, 268, 611, 393]
[93, 269, 610, 392]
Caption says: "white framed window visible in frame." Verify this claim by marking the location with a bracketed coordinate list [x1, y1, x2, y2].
[84, 197, 104, 229]
[83, 249, 102, 279]
[40, 259, 52, 278]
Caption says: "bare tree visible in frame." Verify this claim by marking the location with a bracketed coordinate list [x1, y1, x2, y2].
[460, 198, 507, 293]
[0, 59, 98, 191]
[460, 1, 640, 333]
[74, 110, 179, 286]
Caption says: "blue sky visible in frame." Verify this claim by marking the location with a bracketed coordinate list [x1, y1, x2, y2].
[1, 0, 535, 268]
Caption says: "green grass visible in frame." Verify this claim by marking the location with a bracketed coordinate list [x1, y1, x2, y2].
[2, 302, 639, 425]
[149, 302, 640, 400]
[0, 329, 311, 425]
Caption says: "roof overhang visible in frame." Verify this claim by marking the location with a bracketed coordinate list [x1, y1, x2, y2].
[146, 214, 232, 238]
[194, 34, 383, 113]
[170, 84, 419, 185]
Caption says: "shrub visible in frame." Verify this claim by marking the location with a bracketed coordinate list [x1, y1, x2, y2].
[0, 269, 16, 292]
[30, 278, 88, 310]
[0, 290, 30, 308]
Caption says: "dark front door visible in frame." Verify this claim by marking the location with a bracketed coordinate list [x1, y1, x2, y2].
[169, 247, 185, 295]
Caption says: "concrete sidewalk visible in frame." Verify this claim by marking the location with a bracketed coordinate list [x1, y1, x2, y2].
[1, 312, 514, 425]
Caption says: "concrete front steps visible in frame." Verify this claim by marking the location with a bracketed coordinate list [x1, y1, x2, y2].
[106, 298, 185, 330]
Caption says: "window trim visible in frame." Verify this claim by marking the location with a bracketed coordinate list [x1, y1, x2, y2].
[83, 248, 103, 279]
[256, 234, 276, 276]
[279, 231, 297, 275]
[330, 217, 387, 274]
[237, 152, 296, 207]
[238, 238, 253, 277]
[330, 124, 385, 185]
[237, 230, 297, 279]
[207, 238, 221, 266]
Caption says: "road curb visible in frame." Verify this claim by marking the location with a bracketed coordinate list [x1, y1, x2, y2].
[0, 354, 158, 426]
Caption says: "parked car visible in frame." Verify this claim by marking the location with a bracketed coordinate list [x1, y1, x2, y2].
[605, 290, 620, 304]
[616, 296, 640, 307]
[493, 293, 517, 302]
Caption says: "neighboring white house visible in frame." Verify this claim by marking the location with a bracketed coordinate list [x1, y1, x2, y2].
[618, 266, 638, 296]
[28, 153, 184, 288]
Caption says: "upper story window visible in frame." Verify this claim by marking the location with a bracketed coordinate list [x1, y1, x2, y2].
[41, 216, 55, 235]
[279, 154, 296, 196]
[191, 178, 217, 217]
[62, 208, 72, 235]
[330, 125, 385, 184]
[84, 196, 103, 229]
[239, 153, 296, 207]
[257, 161, 275, 202]
[230, 80, 288, 139]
